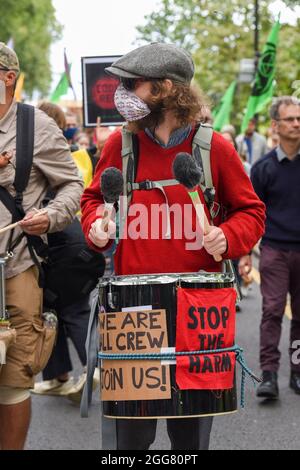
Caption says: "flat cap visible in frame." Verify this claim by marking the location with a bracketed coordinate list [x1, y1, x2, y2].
[0, 42, 19, 71]
[106, 43, 194, 84]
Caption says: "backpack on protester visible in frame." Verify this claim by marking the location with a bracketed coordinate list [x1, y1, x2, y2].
[119, 124, 239, 295]
[119, 123, 220, 238]
[0, 103, 105, 312]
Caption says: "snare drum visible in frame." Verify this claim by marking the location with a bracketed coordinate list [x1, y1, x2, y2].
[98, 272, 237, 419]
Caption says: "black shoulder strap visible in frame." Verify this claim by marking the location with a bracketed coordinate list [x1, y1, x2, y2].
[14, 103, 35, 211]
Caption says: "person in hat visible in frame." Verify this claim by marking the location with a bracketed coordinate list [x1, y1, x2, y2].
[0, 43, 83, 450]
[81, 43, 265, 450]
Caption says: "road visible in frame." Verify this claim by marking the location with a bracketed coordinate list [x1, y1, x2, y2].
[26, 269, 299, 450]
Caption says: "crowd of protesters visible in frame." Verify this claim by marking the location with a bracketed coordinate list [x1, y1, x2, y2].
[0, 40, 299, 451]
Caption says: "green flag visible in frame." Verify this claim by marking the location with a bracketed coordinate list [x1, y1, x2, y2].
[50, 68, 71, 103]
[241, 20, 280, 132]
[213, 81, 236, 131]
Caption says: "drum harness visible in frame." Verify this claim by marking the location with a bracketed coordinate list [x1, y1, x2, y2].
[81, 124, 261, 417]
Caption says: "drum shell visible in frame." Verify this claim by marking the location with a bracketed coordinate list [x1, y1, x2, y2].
[99, 274, 238, 419]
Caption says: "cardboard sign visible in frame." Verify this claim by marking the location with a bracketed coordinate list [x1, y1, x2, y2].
[81, 56, 125, 127]
[99, 309, 171, 401]
[176, 288, 237, 390]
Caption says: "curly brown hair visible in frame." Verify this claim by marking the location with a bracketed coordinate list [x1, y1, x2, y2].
[151, 80, 210, 126]
[38, 101, 67, 130]
[127, 79, 210, 133]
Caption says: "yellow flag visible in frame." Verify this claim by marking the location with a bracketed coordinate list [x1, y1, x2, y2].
[72, 149, 93, 189]
[15, 73, 25, 102]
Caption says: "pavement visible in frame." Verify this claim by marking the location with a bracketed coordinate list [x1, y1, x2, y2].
[27, 270, 300, 450]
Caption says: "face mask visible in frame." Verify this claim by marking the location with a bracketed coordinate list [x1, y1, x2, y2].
[63, 127, 78, 141]
[114, 83, 151, 122]
[0, 80, 6, 105]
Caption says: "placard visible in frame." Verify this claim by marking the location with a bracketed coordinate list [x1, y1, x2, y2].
[176, 288, 237, 390]
[81, 56, 125, 127]
[99, 309, 171, 401]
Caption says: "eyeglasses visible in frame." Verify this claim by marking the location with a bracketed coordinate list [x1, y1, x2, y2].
[277, 117, 300, 123]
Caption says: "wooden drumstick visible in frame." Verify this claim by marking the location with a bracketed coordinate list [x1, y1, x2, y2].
[173, 152, 222, 263]
[0, 209, 48, 235]
[188, 190, 222, 262]
[100, 203, 114, 232]
[0, 221, 20, 235]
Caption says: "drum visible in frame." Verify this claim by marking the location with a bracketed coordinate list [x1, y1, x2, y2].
[98, 272, 238, 419]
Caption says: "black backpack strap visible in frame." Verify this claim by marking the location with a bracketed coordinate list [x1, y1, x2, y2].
[14, 103, 35, 214]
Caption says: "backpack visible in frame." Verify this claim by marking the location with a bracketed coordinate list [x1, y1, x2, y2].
[119, 124, 220, 239]
[0, 103, 105, 310]
[119, 125, 240, 297]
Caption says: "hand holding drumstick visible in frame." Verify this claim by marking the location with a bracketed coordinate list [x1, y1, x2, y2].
[173, 152, 227, 262]
[0, 209, 50, 236]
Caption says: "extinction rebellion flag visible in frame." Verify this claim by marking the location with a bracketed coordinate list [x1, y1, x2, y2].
[241, 20, 280, 132]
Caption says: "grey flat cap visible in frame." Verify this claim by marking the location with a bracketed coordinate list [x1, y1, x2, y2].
[105, 43, 194, 84]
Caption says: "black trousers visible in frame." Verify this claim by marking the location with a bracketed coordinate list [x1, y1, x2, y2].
[43, 296, 90, 380]
[116, 417, 213, 450]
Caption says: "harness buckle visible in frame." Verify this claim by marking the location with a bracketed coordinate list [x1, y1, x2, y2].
[139, 180, 155, 191]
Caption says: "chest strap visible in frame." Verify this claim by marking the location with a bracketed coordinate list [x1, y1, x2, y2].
[131, 179, 179, 239]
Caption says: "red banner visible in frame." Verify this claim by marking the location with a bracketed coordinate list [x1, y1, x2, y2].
[176, 288, 237, 390]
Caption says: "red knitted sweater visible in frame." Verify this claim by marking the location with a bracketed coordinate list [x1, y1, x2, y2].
[81, 128, 265, 275]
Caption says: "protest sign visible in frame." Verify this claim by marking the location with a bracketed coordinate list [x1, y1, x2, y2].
[176, 288, 237, 390]
[82, 56, 124, 127]
[99, 309, 171, 401]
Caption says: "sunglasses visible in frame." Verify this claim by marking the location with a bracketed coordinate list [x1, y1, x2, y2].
[121, 77, 155, 92]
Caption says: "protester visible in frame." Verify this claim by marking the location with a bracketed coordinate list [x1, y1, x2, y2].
[81, 42, 265, 450]
[251, 96, 300, 400]
[221, 126, 253, 304]
[64, 112, 79, 146]
[266, 127, 280, 151]
[74, 131, 90, 150]
[236, 117, 268, 165]
[32, 102, 101, 404]
[0, 43, 83, 450]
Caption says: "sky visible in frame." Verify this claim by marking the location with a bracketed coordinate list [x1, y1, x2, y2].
[51, 0, 159, 99]
[50, 0, 299, 100]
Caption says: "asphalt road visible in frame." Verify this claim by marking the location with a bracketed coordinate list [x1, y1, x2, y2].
[26, 274, 300, 451]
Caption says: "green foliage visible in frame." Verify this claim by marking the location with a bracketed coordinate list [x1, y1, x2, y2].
[0, 0, 62, 96]
[136, 0, 300, 129]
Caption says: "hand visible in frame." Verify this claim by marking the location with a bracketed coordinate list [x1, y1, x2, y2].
[88, 218, 116, 248]
[95, 117, 113, 152]
[0, 151, 12, 168]
[19, 211, 50, 235]
[238, 255, 253, 283]
[203, 226, 227, 258]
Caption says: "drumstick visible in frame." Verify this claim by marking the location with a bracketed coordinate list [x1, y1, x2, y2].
[100, 167, 124, 232]
[0, 221, 20, 235]
[100, 203, 114, 232]
[0, 209, 48, 235]
[173, 152, 222, 263]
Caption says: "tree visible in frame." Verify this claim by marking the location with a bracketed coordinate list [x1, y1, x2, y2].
[0, 0, 62, 96]
[136, 0, 300, 128]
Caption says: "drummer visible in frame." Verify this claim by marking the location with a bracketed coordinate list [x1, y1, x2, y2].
[81, 43, 265, 450]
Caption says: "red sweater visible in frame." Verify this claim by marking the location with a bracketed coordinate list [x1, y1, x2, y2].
[81, 129, 265, 275]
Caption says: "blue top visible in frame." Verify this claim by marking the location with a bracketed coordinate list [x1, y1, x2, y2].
[251, 146, 300, 252]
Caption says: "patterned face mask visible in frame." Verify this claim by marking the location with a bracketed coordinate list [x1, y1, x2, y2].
[0, 80, 6, 104]
[114, 83, 151, 122]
